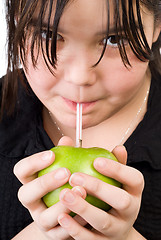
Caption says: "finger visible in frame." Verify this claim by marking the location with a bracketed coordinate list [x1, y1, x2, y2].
[93, 157, 144, 195]
[58, 213, 98, 240]
[47, 215, 88, 240]
[18, 168, 71, 210]
[37, 187, 87, 240]
[69, 172, 131, 212]
[112, 145, 127, 165]
[59, 189, 114, 237]
[37, 186, 87, 231]
[14, 150, 55, 184]
[58, 136, 75, 146]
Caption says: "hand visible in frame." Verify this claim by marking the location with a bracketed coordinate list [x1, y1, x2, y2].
[57, 145, 145, 240]
[14, 136, 87, 240]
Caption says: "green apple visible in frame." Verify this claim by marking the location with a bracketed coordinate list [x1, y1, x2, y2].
[38, 146, 121, 212]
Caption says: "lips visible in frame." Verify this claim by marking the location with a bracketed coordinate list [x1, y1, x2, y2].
[62, 97, 97, 111]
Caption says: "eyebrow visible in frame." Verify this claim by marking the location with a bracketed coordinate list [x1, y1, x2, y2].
[95, 23, 141, 36]
[29, 19, 69, 34]
[30, 19, 141, 36]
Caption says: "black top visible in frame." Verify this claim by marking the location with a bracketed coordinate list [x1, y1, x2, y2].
[0, 72, 161, 240]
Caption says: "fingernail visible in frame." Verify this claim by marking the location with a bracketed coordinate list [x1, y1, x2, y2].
[42, 151, 53, 161]
[54, 168, 69, 180]
[94, 158, 106, 168]
[118, 145, 126, 150]
[70, 173, 84, 186]
[72, 186, 84, 197]
[61, 189, 75, 203]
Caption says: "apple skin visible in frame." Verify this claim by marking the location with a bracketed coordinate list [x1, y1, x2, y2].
[38, 146, 121, 212]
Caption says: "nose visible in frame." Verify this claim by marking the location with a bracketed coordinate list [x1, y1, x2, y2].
[64, 54, 97, 86]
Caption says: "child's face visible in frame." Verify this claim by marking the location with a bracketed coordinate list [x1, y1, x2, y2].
[23, 0, 159, 129]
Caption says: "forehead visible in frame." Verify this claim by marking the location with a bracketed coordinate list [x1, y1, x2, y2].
[33, 0, 108, 29]
[33, 0, 154, 32]
[58, 0, 108, 35]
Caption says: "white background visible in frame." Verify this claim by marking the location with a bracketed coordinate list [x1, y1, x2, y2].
[0, 0, 7, 78]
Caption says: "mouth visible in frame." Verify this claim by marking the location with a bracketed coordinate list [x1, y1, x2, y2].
[62, 97, 97, 111]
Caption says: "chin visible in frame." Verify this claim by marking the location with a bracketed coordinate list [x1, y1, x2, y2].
[82, 118, 102, 130]
[59, 112, 105, 130]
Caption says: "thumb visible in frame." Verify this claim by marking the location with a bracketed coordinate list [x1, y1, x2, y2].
[112, 145, 127, 165]
[57, 136, 75, 146]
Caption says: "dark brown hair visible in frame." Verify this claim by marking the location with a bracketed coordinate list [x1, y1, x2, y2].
[1, 0, 161, 118]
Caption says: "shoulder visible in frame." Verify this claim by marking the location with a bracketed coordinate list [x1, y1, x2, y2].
[127, 75, 161, 240]
[148, 73, 161, 111]
[0, 71, 43, 158]
[126, 74, 161, 169]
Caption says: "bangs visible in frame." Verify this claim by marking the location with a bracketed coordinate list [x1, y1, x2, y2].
[16, 0, 153, 71]
[16, 0, 71, 73]
[96, 0, 152, 66]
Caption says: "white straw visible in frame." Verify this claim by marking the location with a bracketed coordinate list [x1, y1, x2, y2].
[76, 103, 82, 147]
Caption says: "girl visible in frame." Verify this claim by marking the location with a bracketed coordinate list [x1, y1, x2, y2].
[0, 0, 161, 239]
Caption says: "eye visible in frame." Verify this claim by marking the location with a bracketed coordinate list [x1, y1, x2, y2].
[107, 35, 118, 47]
[41, 29, 52, 40]
[103, 35, 128, 48]
[41, 30, 64, 42]
[56, 33, 64, 42]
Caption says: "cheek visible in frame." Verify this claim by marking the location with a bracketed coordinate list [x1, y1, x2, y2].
[101, 53, 149, 95]
[24, 52, 58, 92]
